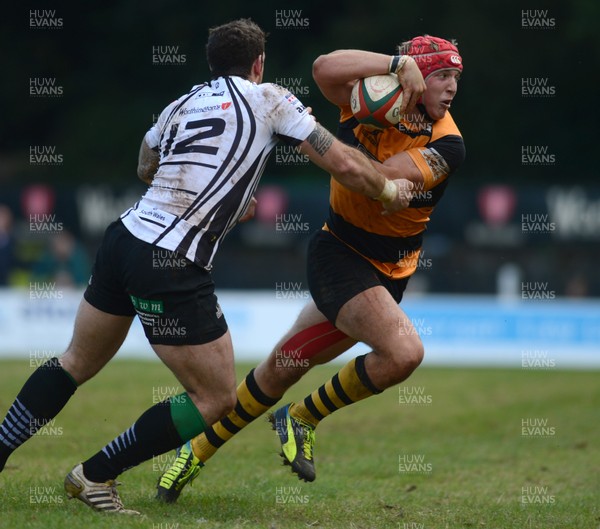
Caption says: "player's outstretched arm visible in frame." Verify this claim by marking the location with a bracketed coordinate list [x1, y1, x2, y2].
[137, 139, 159, 185]
[313, 50, 425, 113]
[299, 123, 412, 213]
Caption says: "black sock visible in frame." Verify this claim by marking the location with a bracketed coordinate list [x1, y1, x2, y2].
[0, 357, 78, 471]
[83, 400, 183, 483]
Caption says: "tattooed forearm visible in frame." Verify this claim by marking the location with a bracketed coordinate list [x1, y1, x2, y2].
[307, 124, 334, 156]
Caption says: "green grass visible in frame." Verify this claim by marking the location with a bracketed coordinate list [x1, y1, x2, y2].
[0, 360, 598, 529]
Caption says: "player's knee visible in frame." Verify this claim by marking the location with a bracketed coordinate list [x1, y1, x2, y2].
[199, 388, 236, 423]
[389, 337, 424, 380]
[216, 388, 237, 418]
[406, 339, 425, 372]
[59, 352, 94, 385]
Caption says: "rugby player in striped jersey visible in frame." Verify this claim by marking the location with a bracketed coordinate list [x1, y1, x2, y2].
[0, 19, 416, 514]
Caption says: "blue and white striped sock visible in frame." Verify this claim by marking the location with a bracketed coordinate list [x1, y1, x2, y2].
[0, 358, 77, 472]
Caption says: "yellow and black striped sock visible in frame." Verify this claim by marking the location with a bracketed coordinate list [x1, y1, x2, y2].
[191, 369, 278, 463]
[290, 354, 381, 427]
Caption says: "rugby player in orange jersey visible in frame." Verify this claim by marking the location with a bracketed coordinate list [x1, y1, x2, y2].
[157, 35, 463, 500]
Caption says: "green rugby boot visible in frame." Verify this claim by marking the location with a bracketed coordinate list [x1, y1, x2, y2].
[269, 403, 316, 482]
[155, 440, 203, 503]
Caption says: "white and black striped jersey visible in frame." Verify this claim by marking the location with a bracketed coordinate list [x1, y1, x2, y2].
[121, 76, 316, 269]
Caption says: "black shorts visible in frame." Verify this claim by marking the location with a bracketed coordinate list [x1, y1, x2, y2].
[84, 220, 227, 345]
[306, 229, 410, 324]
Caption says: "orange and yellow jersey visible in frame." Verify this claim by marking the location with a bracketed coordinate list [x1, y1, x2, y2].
[324, 104, 466, 279]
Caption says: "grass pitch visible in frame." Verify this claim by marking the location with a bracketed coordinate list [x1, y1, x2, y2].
[0, 360, 597, 529]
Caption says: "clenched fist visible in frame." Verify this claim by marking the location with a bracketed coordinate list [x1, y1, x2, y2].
[380, 179, 414, 215]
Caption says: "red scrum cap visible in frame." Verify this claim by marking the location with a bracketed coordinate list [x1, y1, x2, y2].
[401, 35, 463, 80]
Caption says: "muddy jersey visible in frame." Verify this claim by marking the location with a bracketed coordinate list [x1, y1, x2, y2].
[121, 76, 315, 269]
[326, 105, 465, 278]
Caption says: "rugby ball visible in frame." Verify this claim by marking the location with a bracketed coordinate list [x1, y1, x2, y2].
[350, 74, 403, 129]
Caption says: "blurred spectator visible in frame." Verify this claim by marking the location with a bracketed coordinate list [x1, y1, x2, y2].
[0, 205, 16, 286]
[31, 229, 89, 288]
[565, 274, 589, 298]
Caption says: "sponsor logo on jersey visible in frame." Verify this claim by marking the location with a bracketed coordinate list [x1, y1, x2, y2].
[179, 103, 232, 115]
[197, 90, 225, 98]
[283, 92, 306, 114]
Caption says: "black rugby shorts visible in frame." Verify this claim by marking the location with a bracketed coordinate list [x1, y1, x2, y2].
[306, 229, 409, 324]
[84, 220, 227, 345]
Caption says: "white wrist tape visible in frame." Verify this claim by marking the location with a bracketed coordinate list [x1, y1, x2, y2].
[375, 179, 397, 203]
